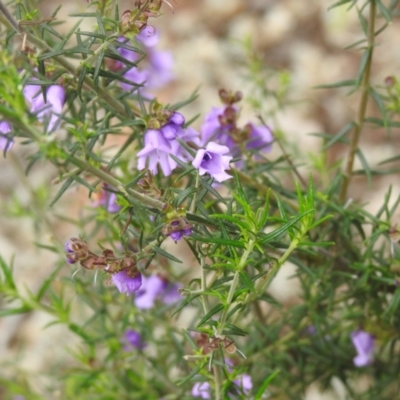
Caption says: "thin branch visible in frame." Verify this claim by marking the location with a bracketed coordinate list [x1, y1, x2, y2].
[339, 0, 376, 203]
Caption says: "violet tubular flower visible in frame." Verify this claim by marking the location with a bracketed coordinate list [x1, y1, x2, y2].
[23, 84, 65, 132]
[92, 187, 121, 213]
[350, 330, 374, 367]
[112, 271, 142, 295]
[137, 129, 176, 176]
[0, 121, 13, 153]
[121, 329, 146, 351]
[200, 106, 235, 148]
[192, 142, 232, 182]
[116, 31, 173, 95]
[233, 374, 253, 396]
[134, 275, 181, 309]
[191, 382, 211, 399]
[245, 122, 273, 154]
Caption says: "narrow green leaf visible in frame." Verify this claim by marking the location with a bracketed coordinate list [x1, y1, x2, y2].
[239, 271, 256, 292]
[223, 324, 249, 336]
[355, 148, 372, 185]
[210, 213, 251, 231]
[259, 209, 314, 244]
[369, 87, 387, 128]
[257, 191, 271, 229]
[197, 303, 225, 327]
[254, 371, 281, 400]
[49, 177, 74, 207]
[68, 323, 92, 341]
[0, 254, 15, 289]
[189, 235, 246, 249]
[314, 79, 356, 89]
[376, 0, 392, 21]
[0, 306, 32, 317]
[322, 122, 355, 150]
[152, 246, 183, 263]
[93, 49, 106, 88]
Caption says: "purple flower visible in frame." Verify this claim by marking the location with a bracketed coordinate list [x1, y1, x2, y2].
[112, 271, 142, 295]
[200, 106, 235, 147]
[162, 282, 182, 305]
[137, 129, 176, 176]
[169, 220, 192, 242]
[23, 84, 65, 132]
[0, 121, 13, 153]
[121, 329, 146, 350]
[137, 118, 199, 177]
[350, 330, 374, 367]
[192, 142, 232, 182]
[246, 123, 273, 154]
[134, 275, 181, 309]
[192, 382, 211, 399]
[147, 49, 174, 89]
[92, 186, 121, 213]
[233, 374, 253, 395]
[116, 33, 173, 95]
[160, 112, 185, 140]
[136, 25, 159, 47]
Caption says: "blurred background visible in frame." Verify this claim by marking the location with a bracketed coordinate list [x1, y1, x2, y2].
[1, 0, 400, 398]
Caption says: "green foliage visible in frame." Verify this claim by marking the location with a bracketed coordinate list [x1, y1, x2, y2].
[1, 0, 400, 399]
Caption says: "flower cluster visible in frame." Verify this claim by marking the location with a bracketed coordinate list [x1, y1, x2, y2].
[200, 89, 273, 164]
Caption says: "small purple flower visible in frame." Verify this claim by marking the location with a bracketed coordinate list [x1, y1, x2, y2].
[116, 32, 173, 94]
[162, 282, 182, 305]
[201, 106, 235, 147]
[106, 193, 121, 213]
[192, 382, 211, 399]
[121, 329, 146, 350]
[147, 49, 174, 89]
[92, 186, 121, 213]
[233, 374, 253, 395]
[0, 121, 13, 153]
[137, 129, 176, 176]
[136, 25, 159, 47]
[23, 84, 65, 132]
[350, 330, 374, 367]
[137, 112, 199, 177]
[246, 123, 273, 154]
[112, 271, 142, 295]
[169, 220, 192, 242]
[134, 275, 181, 309]
[192, 142, 232, 182]
[160, 112, 185, 140]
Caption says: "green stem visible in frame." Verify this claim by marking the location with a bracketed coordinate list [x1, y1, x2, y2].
[66, 155, 165, 209]
[214, 359, 223, 400]
[200, 256, 210, 315]
[232, 237, 300, 326]
[339, 0, 376, 203]
[217, 239, 255, 335]
[189, 172, 200, 214]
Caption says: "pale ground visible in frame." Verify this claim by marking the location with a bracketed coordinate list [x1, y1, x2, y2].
[1, 0, 400, 398]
